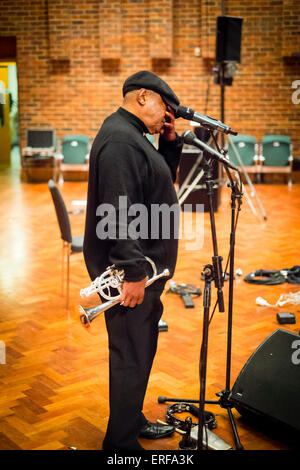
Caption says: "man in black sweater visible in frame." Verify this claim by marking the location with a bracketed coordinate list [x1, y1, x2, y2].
[83, 71, 183, 451]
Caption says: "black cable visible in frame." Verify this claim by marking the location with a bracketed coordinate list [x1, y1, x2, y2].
[244, 269, 286, 285]
[286, 265, 300, 284]
[243, 266, 300, 285]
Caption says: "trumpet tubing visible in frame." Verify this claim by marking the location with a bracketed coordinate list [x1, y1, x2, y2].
[79, 297, 120, 328]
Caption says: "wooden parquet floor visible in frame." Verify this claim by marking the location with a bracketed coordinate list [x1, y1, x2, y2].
[0, 166, 299, 451]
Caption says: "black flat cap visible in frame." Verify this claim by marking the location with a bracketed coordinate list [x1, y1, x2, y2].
[122, 70, 180, 112]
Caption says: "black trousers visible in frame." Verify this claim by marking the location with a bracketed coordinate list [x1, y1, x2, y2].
[102, 286, 165, 451]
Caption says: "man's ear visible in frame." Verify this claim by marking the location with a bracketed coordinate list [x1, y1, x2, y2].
[136, 88, 147, 106]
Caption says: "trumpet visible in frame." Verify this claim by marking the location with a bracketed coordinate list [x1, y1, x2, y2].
[79, 257, 169, 328]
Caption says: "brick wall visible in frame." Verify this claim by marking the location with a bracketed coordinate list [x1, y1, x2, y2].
[0, 0, 299, 157]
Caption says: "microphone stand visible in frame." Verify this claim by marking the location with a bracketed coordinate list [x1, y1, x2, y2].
[197, 147, 224, 450]
[158, 130, 244, 451]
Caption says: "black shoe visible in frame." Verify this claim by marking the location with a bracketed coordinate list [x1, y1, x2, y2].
[139, 421, 175, 439]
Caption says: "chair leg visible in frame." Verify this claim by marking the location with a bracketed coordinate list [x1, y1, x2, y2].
[256, 172, 261, 184]
[66, 243, 71, 310]
[53, 164, 59, 184]
[58, 170, 64, 186]
[61, 241, 66, 296]
[256, 163, 262, 184]
[61, 242, 71, 309]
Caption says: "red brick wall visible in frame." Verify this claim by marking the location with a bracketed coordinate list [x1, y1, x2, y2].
[0, 0, 299, 157]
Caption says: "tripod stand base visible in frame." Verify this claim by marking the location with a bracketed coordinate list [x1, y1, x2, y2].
[158, 392, 244, 450]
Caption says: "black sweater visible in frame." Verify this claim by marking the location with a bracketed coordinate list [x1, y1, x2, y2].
[83, 107, 183, 286]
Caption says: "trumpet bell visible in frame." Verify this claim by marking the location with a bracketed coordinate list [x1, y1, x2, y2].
[79, 305, 91, 328]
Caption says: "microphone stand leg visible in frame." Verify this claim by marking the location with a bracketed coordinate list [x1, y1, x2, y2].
[215, 389, 244, 451]
[227, 407, 244, 450]
[197, 264, 213, 450]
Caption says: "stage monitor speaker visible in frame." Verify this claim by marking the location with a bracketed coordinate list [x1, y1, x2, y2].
[216, 16, 243, 63]
[178, 127, 221, 213]
[178, 154, 221, 213]
[231, 329, 300, 436]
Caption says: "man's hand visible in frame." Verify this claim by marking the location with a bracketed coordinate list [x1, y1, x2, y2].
[119, 277, 148, 308]
[160, 106, 176, 142]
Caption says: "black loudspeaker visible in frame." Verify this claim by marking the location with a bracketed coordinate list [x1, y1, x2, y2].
[231, 329, 300, 436]
[216, 16, 243, 63]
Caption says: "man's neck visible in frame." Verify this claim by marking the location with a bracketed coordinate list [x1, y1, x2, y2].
[122, 102, 143, 122]
[119, 106, 149, 134]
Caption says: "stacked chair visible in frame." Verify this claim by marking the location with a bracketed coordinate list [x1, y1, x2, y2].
[227, 134, 293, 186]
[227, 135, 260, 182]
[260, 135, 293, 187]
[21, 131, 91, 183]
[56, 134, 91, 182]
[21, 129, 60, 182]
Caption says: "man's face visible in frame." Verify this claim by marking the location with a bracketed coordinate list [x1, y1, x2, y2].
[142, 90, 167, 134]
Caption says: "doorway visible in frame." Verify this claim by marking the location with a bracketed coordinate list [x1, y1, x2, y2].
[0, 62, 19, 169]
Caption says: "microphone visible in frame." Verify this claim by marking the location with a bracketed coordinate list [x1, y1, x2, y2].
[182, 130, 238, 171]
[175, 105, 237, 136]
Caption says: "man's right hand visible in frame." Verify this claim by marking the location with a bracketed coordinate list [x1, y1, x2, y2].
[119, 277, 148, 308]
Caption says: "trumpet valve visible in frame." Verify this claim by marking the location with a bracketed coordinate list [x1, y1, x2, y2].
[80, 287, 94, 298]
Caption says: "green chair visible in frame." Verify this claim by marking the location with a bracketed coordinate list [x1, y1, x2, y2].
[227, 135, 260, 181]
[260, 135, 293, 186]
[61, 135, 90, 164]
[57, 134, 90, 182]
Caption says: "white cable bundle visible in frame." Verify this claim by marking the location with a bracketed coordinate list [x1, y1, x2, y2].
[256, 290, 300, 307]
